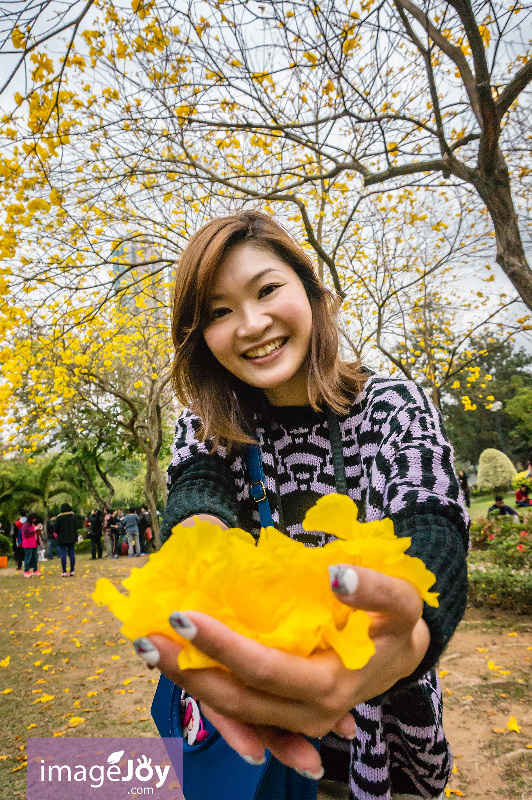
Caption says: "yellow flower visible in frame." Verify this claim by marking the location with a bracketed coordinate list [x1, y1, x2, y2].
[93, 495, 437, 671]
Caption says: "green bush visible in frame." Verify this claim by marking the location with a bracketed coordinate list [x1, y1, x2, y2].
[468, 566, 532, 613]
[0, 533, 11, 556]
[75, 537, 92, 554]
[476, 448, 517, 491]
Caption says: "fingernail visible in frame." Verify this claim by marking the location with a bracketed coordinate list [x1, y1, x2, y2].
[295, 767, 325, 780]
[240, 754, 266, 766]
[334, 729, 356, 741]
[168, 611, 197, 640]
[133, 637, 160, 667]
[329, 565, 358, 595]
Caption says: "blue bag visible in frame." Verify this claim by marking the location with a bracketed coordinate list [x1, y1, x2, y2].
[151, 673, 319, 800]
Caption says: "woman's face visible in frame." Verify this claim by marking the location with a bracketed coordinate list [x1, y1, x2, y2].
[203, 243, 313, 406]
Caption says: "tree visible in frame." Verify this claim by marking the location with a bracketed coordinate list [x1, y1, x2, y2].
[0, 453, 86, 533]
[442, 338, 532, 463]
[505, 387, 532, 448]
[1, 282, 174, 545]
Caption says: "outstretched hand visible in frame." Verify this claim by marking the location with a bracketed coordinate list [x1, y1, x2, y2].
[140, 565, 430, 777]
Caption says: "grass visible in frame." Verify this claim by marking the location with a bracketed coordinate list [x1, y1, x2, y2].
[0, 553, 161, 800]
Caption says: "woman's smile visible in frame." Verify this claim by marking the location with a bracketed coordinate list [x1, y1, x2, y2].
[242, 336, 288, 360]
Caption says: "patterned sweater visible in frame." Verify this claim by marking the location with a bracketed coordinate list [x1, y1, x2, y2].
[162, 375, 469, 692]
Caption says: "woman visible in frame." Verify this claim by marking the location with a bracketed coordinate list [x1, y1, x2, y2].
[21, 514, 42, 577]
[135, 212, 469, 800]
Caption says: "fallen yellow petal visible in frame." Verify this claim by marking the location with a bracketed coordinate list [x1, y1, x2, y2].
[0, 656, 10, 668]
[507, 717, 521, 733]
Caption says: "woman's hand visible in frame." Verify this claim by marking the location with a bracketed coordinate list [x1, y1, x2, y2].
[140, 565, 429, 775]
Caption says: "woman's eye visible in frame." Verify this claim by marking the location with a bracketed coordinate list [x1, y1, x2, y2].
[210, 307, 231, 321]
[258, 283, 282, 298]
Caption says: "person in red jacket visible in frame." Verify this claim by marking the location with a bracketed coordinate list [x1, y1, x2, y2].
[21, 514, 42, 577]
[515, 484, 532, 507]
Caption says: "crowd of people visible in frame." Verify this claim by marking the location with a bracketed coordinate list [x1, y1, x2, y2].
[9, 503, 153, 577]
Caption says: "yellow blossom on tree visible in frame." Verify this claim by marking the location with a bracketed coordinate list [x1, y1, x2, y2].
[93, 495, 437, 671]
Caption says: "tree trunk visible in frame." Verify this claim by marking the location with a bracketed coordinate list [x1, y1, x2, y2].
[473, 151, 532, 311]
[144, 450, 167, 549]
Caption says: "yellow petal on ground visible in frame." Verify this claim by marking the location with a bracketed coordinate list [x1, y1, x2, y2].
[0, 689, 13, 694]
[68, 716, 85, 727]
[439, 670, 449, 678]
[0, 656, 10, 667]
[31, 693, 54, 704]
[507, 717, 521, 733]
[27, 724, 37, 729]
[488, 660, 501, 670]
[477, 647, 488, 652]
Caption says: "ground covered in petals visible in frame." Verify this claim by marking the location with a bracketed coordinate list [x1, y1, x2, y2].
[0, 557, 530, 800]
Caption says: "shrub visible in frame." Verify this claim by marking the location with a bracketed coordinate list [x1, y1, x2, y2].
[0, 533, 11, 556]
[75, 536, 92, 555]
[468, 566, 532, 613]
[469, 516, 531, 555]
[512, 470, 532, 492]
[477, 448, 517, 491]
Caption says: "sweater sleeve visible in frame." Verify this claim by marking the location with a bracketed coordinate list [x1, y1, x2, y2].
[370, 382, 469, 692]
[160, 410, 242, 543]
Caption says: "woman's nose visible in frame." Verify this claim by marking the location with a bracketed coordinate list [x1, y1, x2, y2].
[236, 304, 272, 338]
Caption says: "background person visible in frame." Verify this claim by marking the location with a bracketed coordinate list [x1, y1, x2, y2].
[54, 502, 78, 576]
[88, 508, 104, 559]
[458, 470, 470, 508]
[515, 484, 532, 507]
[12, 513, 26, 571]
[47, 515, 57, 559]
[123, 507, 141, 557]
[487, 495, 519, 518]
[21, 514, 42, 577]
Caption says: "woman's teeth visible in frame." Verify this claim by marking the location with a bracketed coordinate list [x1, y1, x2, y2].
[244, 338, 285, 359]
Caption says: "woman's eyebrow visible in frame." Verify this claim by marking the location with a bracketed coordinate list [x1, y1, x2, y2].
[209, 268, 281, 301]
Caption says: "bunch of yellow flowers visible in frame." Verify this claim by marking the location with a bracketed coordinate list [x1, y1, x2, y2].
[93, 494, 438, 671]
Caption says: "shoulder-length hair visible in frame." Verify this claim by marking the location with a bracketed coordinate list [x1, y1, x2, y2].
[171, 210, 366, 446]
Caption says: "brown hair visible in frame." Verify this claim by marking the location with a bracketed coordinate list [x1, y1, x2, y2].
[171, 210, 366, 445]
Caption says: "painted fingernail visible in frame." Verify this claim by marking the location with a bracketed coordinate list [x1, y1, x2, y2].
[168, 611, 197, 640]
[133, 637, 160, 667]
[240, 754, 266, 766]
[329, 565, 359, 595]
[295, 767, 325, 780]
[334, 728, 356, 740]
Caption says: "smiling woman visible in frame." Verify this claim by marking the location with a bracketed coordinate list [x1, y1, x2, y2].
[141, 210, 468, 800]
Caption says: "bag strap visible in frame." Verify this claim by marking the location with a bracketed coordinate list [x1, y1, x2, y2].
[245, 408, 348, 529]
[325, 407, 348, 496]
[245, 443, 275, 528]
